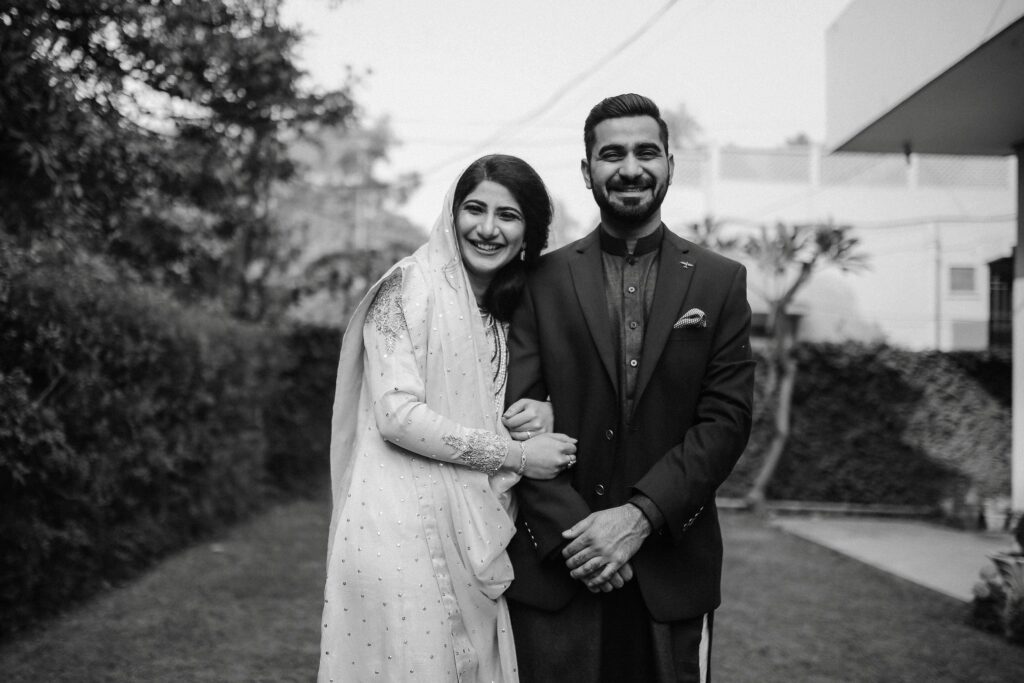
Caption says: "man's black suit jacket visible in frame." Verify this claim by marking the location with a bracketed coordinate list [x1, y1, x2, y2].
[505, 227, 755, 622]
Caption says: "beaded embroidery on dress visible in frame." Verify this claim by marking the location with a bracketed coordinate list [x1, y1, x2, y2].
[441, 430, 508, 475]
[367, 270, 406, 354]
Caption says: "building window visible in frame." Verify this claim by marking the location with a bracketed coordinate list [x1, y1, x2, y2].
[949, 266, 976, 294]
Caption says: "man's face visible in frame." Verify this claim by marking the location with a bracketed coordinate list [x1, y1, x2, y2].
[582, 116, 673, 226]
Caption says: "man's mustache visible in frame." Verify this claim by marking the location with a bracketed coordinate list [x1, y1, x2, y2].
[607, 180, 654, 191]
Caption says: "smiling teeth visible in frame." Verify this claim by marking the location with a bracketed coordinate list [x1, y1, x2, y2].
[472, 242, 502, 253]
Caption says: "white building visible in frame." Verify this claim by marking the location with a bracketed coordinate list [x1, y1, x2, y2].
[822, 0, 1024, 510]
[658, 144, 1016, 350]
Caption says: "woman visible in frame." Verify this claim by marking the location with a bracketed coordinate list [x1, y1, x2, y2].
[319, 155, 575, 682]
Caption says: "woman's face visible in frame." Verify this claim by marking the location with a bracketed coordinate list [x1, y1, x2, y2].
[455, 180, 526, 285]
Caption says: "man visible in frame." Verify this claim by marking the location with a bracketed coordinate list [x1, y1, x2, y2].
[503, 93, 755, 683]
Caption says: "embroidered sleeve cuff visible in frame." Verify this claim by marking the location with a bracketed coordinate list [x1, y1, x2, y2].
[441, 430, 508, 475]
[628, 494, 666, 532]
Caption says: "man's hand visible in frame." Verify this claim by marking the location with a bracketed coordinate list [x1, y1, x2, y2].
[503, 398, 554, 441]
[562, 504, 651, 590]
[586, 561, 635, 593]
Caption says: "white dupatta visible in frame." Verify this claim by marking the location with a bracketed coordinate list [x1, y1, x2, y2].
[324, 180, 518, 598]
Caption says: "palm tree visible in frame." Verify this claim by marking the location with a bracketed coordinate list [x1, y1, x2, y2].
[686, 217, 869, 509]
[744, 220, 868, 507]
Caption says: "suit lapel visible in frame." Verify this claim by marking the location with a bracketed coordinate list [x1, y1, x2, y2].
[634, 231, 696, 407]
[569, 229, 620, 396]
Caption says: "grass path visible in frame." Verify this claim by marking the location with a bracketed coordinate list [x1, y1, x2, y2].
[715, 515, 1023, 682]
[0, 500, 326, 683]
[2, 498, 1023, 682]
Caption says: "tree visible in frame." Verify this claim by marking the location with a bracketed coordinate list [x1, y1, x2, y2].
[272, 118, 424, 326]
[744, 220, 868, 508]
[687, 218, 869, 508]
[662, 102, 703, 151]
[685, 216, 740, 252]
[0, 0, 354, 317]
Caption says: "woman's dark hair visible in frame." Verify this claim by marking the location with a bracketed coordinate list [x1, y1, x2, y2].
[452, 154, 551, 321]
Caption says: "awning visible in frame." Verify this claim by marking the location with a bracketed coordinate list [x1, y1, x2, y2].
[832, 16, 1024, 156]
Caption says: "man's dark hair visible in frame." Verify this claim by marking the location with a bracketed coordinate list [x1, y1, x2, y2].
[452, 154, 552, 322]
[583, 93, 669, 160]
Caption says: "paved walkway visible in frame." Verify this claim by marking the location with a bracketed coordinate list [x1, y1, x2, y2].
[771, 515, 1018, 602]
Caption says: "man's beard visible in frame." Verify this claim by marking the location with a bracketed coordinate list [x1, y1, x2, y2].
[590, 177, 668, 227]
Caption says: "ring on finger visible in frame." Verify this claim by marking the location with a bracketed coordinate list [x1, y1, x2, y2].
[526, 430, 532, 439]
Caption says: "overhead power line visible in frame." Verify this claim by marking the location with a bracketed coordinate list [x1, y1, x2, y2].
[420, 0, 684, 178]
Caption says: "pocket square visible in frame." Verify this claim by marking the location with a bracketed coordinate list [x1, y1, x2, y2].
[673, 308, 707, 329]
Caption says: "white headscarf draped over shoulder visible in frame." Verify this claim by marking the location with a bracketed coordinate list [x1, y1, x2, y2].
[325, 176, 518, 595]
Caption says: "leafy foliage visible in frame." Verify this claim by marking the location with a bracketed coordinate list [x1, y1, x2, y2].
[0, 0, 432, 638]
[723, 342, 1010, 506]
[263, 325, 339, 494]
[0, 0, 354, 315]
[272, 120, 424, 326]
[662, 101, 703, 150]
[974, 554, 1024, 645]
[0, 243, 279, 637]
[743, 220, 869, 331]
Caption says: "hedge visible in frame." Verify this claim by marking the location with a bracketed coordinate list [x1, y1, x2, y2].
[264, 325, 339, 495]
[722, 342, 1010, 507]
[0, 246, 288, 638]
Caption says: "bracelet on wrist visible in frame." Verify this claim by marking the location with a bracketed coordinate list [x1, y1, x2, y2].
[516, 441, 527, 476]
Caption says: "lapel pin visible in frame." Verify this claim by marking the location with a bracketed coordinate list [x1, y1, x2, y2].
[680, 260, 694, 269]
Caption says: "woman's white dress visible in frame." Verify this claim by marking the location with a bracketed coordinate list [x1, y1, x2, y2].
[319, 237, 521, 681]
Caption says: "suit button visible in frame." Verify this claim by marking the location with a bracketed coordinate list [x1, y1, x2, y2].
[594, 484, 606, 496]
[605, 429, 614, 440]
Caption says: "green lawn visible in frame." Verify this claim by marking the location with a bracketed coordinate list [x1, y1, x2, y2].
[715, 515, 1024, 682]
[2, 500, 1022, 682]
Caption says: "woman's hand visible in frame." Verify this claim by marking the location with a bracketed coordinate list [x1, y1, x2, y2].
[503, 398, 554, 441]
[505, 433, 576, 480]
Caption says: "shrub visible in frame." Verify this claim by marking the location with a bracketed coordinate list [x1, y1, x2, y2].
[970, 562, 1008, 634]
[972, 553, 1024, 646]
[721, 342, 1008, 506]
[0, 246, 276, 637]
[263, 325, 339, 495]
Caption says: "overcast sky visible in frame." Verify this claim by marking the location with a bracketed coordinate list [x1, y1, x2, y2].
[281, 0, 852, 230]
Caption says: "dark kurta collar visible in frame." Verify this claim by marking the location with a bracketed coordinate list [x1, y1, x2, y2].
[598, 223, 665, 257]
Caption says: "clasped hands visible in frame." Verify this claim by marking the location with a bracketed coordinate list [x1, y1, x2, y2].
[502, 399, 576, 479]
[503, 400, 648, 591]
[561, 503, 650, 593]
